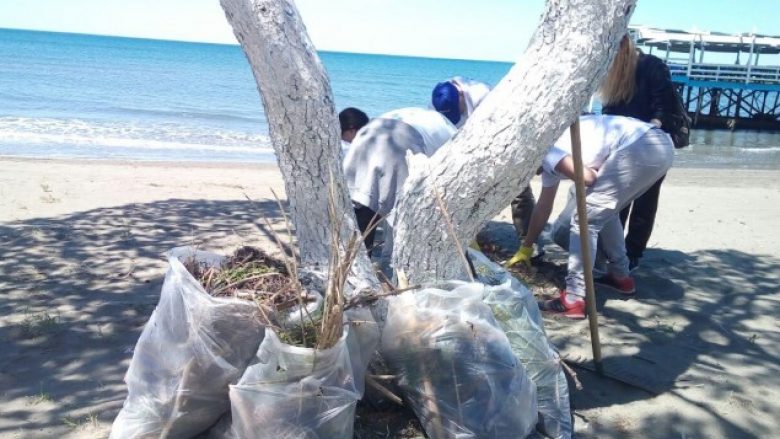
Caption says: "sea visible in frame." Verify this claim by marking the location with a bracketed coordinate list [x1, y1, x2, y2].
[2, 27, 779, 169]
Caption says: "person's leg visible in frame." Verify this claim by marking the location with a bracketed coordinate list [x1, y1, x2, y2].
[624, 174, 666, 260]
[550, 187, 575, 251]
[565, 192, 619, 299]
[619, 203, 631, 227]
[511, 185, 536, 239]
[353, 204, 381, 251]
[557, 129, 673, 308]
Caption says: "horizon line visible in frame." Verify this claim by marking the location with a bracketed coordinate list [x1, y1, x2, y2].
[0, 26, 517, 64]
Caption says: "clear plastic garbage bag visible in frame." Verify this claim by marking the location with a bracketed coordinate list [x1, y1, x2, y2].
[109, 248, 265, 439]
[227, 325, 366, 439]
[469, 249, 573, 439]
[380, 281, 538, 439]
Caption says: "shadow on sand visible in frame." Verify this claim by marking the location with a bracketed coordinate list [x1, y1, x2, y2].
[0, 198, 286, 437]
[480, 219, 780, 438]
[2, 209, 778, 438]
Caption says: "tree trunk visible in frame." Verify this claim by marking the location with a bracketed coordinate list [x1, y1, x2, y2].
[219, 0, 637, 285]
[219, 0, 376, 287]
[393, 0, 637, 282]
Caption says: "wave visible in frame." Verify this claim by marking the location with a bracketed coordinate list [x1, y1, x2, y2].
[101, 105, 266, 125]
[738, 146, 780, 153]
[0, 116, 273, 154]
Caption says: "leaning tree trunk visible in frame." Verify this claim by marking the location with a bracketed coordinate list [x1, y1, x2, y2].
[220, 0, 376, 288]
[220, 0, 637, 285]
[392, 0, 637, 282]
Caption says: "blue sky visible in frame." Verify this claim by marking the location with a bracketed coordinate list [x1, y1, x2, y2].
[0, 0, 776, 61]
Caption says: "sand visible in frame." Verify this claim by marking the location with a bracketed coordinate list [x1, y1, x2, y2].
[0, 156, 778, 438]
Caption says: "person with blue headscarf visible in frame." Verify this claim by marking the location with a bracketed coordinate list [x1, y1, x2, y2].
[432, 77, 538, 255]
[431, 77, 491, 128]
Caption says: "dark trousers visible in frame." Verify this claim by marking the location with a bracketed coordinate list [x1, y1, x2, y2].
[353, 203, 381, 253]
[510, 186, 536, 239]
[619, 174, 665, 259]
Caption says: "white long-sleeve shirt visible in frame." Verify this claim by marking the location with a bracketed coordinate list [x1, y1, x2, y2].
[343, 107, 456, 216]
[541, 115, 657, 187]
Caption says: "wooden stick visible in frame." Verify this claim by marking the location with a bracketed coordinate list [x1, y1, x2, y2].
[560, 359, 583, 391]
[365, 375, 404, 406]
[569, 119, 604, 374]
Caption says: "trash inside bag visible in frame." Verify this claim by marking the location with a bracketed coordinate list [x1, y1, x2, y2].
[227, 327, 363, 439]
[110, 248, 265, 439]
[380, 281, 538, 439]
[470, 249, 573, 439]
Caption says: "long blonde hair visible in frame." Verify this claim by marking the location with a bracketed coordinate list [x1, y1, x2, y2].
[600, 35, 639, 105]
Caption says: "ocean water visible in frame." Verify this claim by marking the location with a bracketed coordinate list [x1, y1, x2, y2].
[1, 28, 779, 168]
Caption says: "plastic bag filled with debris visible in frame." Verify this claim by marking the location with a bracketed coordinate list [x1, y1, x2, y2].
[227, 324, 367, 439]
[206, 306, 377, 439]
[109, 247, 266, 439]
[470, 249, 573, 439]
[380, 281, 538, 439]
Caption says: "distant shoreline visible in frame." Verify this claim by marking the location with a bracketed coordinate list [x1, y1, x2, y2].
[3, 152, 780, 171]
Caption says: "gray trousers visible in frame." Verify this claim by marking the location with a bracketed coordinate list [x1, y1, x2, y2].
[511, 186, 536, 239]
[562, 128, 674, 297]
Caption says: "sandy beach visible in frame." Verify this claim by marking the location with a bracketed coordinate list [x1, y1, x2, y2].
[1, 156, 779, 438]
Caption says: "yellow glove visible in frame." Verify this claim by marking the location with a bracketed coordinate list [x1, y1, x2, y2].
[505, 245, 533, 268]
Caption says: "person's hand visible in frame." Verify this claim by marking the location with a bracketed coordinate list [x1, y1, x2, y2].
[650, 118, 662, 128]
[505, 245, 534, 268]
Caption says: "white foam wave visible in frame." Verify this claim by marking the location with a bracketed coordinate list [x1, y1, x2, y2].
[0, 116, 274, 154]
[738, 146, 780, 153]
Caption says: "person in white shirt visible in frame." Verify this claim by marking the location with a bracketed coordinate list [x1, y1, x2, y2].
[339, 107, 369, 147]
[343, 107, 457, 251]
[508, 115, 674, 319]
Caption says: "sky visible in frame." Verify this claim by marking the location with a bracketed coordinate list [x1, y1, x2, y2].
[0, 0, 777, 62]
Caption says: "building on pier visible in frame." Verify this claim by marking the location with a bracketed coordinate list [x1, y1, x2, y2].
[630, 25, 780, 130]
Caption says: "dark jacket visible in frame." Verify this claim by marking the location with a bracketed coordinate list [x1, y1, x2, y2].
[602, 53, 675, 132]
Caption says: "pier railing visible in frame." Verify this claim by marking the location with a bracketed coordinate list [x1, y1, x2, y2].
[669, 62, 780, 85]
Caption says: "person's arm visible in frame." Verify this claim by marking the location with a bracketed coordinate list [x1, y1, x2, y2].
[552, 155, 598, 186]
[521, 183, 560, 248]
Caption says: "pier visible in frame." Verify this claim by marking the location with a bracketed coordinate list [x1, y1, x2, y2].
[631, 26, 780, 130]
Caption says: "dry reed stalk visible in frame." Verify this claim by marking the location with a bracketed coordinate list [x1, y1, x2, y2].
[269, 188, 317, 346]
[242, 192, 321, 345]
[432, 185, 474, 282]
[258, 208, 308, 341]
[317, 177, 364, 350]
[243, 184, 377, 350]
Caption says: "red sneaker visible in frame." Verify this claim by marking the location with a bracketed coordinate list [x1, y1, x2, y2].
[595, 273, 636, 295]
[541, 290, 586, 319]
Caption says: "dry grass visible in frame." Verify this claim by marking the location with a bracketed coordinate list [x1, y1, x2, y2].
[182, 183, 375, 350]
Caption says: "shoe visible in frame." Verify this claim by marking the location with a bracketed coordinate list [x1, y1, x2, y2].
[540, 290, 586, 319]
[595, 273, 636, 295]
[628, 256, 640, 272]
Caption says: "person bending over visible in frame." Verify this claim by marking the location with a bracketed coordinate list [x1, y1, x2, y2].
[338, 107, 369, 145]
[431, 76, 490, 128]
[343, 107, 456, 251]
[432, 77, 537, 249]
[507, 115, 674, 319]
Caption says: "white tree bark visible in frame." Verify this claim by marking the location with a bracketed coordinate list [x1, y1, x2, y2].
[392, 0, 637, 282]
[220, 0, 637, 285]
[219, 0, 376, 286]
